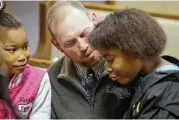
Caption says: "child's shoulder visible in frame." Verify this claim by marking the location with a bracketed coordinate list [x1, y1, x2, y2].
[23, 64, 47, 76]
[144, 70, 178, 91]
[141, 71, 179, 102]
[25, 64, 47, 71]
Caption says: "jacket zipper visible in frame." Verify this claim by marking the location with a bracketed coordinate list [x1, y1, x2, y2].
[59, 73, 108, 115]
[59, 76, 92, 106]
[90, 79, 102, 114]
[91, 73, 108, 114]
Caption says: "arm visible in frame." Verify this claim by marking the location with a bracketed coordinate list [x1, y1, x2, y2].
[138, 81, 179, 119]
[137, 101, 177, 119]
[29, 72, 51, 119]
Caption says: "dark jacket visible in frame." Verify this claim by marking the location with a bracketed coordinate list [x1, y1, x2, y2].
[48, 56, 112, 119]
[105, 55, 179, 119]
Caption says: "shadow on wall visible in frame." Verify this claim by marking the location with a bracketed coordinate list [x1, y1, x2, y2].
[116, 1, 179, 15]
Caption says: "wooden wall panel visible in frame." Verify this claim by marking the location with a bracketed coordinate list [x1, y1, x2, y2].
[33, 2, 52, 60]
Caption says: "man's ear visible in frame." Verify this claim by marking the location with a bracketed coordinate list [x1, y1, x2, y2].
[90, 12, 98, 26]
[51, 39, 64, 53]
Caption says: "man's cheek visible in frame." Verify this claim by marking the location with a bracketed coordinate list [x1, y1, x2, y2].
[94, 50, 102, 59]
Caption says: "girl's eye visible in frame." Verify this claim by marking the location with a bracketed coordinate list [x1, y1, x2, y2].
[7, 49, 16, 54]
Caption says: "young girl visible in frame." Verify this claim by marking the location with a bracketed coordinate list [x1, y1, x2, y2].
[0, 6, 51, 119]
[89, 8, 179, 118]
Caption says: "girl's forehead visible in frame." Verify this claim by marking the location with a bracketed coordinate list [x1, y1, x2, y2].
[5, 28, 27, 43]
[0, 28, 9, 43]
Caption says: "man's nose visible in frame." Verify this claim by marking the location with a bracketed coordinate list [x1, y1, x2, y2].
[78, 37, 89, 53]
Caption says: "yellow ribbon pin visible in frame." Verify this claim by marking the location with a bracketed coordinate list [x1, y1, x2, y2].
[136, 102, 141, 113]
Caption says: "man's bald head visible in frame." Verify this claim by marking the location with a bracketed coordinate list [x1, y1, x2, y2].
[46, 1, 90, 36]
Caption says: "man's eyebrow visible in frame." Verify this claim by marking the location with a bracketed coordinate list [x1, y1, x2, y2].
[81, 27, 90, 34]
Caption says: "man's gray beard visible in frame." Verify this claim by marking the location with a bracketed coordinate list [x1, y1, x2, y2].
[80, 57, 102, 68]
[80, 61, 95, 68]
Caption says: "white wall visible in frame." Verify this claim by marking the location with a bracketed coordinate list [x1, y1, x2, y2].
[116, 1, 179, 14]
[6, 1, 39, 56]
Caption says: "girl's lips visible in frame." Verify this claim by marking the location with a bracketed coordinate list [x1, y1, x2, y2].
[110, 76, 119, 81]
[109, 74, 122, 81]
[13, 63, 26, 67]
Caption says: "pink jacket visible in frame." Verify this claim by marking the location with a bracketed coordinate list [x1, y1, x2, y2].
[0, 64, 45, 119]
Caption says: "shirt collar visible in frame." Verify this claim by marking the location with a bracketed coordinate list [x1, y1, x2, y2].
[74, 60, 106, 80]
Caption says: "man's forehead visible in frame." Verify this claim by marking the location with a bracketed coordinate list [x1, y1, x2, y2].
[61, 9, 92, 29]
[54, 7, 91, 26]
[55, 12, 93, 41]
[57, 25, 91, 41]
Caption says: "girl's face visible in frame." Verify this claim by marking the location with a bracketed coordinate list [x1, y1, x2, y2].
[98, 47, 143, 85]
[0, 27, 30, 75]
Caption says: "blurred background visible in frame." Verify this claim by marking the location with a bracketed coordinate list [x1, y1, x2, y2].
[5, 1, 179, 67]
